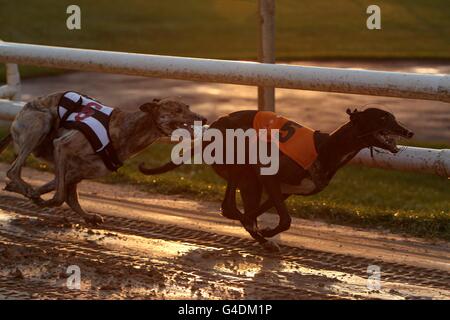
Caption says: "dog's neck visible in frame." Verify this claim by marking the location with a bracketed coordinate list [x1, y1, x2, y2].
[110, 110, 165, 160]
[315, 121, 366, 179]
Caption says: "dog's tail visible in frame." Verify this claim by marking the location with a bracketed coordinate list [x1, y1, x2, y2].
[0, 134, 12, 155]
[139, 161, 182, 175]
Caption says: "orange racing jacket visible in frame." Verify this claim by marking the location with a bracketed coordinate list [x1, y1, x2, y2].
[253, 111, 318, 169]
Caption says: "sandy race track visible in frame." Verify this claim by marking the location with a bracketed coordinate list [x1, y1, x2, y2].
[0, 164, 449, 300]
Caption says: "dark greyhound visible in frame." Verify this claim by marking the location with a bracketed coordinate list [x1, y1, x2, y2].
[139, 108, 414, 250]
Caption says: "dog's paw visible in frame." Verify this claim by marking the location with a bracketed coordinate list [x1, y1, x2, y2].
[84, 214, 104, 226]
[261, 240, 280, 253]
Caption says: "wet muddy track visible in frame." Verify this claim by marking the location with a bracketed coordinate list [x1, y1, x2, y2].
[0, 226, 336, 299]
[0, 194, 449, 299]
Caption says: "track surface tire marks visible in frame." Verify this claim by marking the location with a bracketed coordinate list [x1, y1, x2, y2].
[0, 194, 449, 300]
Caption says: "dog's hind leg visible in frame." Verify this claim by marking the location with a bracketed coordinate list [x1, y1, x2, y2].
[5, 111, 53, 199]
[65, 183, 104, 225]
[5, 144, 37, 197]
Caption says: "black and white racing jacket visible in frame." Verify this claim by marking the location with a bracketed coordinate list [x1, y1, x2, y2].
[58, 91, 122, 171]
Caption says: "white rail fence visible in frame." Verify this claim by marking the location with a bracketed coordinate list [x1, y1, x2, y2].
[0, 41, 449, 177]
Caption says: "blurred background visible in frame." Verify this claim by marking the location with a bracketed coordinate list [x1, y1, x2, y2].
[1, 0, 449, 60]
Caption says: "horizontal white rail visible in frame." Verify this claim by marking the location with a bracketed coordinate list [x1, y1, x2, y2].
[0, 99, 24, 121]
[351, 147, 450, 178]
[0, 42, 450, 102]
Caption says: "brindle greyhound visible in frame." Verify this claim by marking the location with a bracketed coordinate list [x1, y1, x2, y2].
[0, 92, 205, 225]
[139, 108, 413, 250]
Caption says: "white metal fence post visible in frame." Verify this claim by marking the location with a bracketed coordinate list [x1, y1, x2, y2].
[0, 64, 21, 101]
[257, 0, 275, 111]
[6, 63, 21, 101]
[0, 39, 21, 101]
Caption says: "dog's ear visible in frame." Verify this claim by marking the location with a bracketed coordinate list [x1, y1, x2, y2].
[346, 108, 360, 121]
[139, 101, 159, 113]
[346, 108, 359, 115]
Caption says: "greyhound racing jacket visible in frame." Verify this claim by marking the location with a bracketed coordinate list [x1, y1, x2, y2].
[253, 111, 318, 169]
[57, 91, 123, 171]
